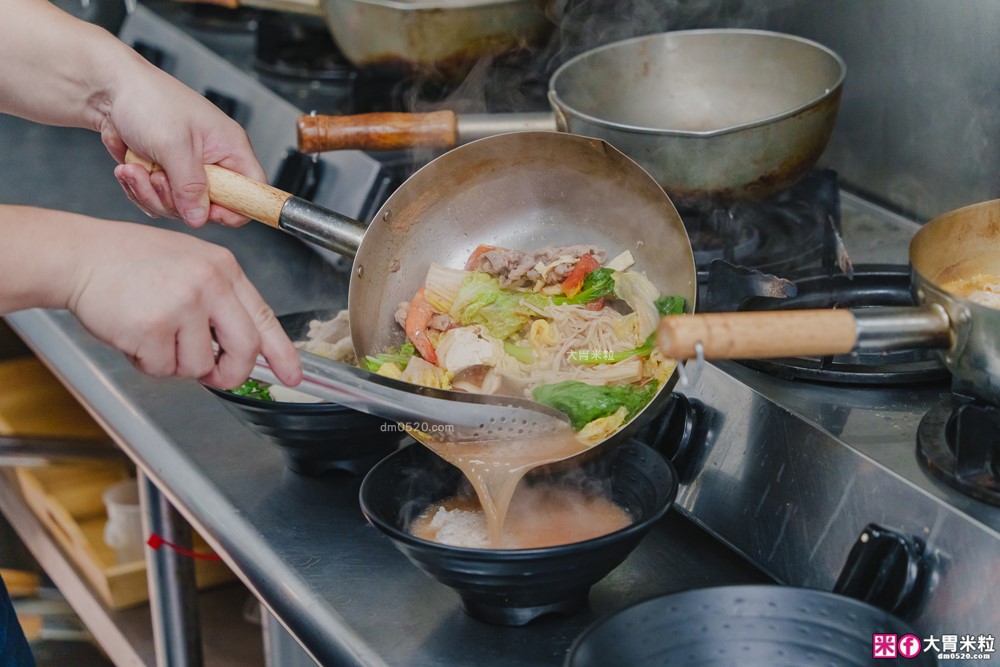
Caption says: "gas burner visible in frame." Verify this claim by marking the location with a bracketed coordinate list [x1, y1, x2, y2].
[254, 11, 355, 82]
[918, 396, 1000, 506]
[680, 169, 839, 282]
[734, 265, 950, 385]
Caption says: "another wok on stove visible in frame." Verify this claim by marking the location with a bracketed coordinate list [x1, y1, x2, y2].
[298, 30, 846, 203]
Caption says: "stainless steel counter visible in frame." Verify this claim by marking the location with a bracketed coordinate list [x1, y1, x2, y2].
[0, 115, 769, 666]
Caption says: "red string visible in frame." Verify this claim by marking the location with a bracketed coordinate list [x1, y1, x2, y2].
[146, 533, 223, 561]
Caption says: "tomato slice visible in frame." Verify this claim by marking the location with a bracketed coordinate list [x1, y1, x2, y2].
[560, 254, 601, 299]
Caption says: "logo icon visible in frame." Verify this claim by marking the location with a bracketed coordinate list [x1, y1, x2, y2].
[873, 634, 898, 659]
[898, 634, 922, 659]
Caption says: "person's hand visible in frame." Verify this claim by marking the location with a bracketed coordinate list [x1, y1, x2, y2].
[105, 53, 265, 229]
[66, 218, 302, 389]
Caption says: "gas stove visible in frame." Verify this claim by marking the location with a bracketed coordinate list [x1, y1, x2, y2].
[122, 0, 999, 647]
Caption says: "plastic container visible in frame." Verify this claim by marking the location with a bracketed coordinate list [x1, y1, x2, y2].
[102, 479, 144, 564]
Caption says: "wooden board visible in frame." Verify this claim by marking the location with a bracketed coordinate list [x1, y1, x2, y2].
[0, 357, 233, 609]
[0, 357, 105, 439]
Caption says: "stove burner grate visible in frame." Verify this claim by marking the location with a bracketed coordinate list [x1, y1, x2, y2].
[735, 265, 950, 385]
[681, 169, 838, 283]
[918, 396, 1000, 506]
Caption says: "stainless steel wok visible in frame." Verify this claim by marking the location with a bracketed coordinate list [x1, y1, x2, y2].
[297, 29, 846, 202]
[130, 132, 696, 438]
[658, 199, 1000, 404]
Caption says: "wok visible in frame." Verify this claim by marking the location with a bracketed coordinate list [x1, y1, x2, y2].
[658, 199, 1000, 405]
[128, 131, 696, 441]
[188, 0, 552, 80]
[297, 30, 846, 202]
[317, 0, 552, 79]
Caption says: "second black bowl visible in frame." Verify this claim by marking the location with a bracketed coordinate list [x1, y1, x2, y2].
[359, 440, 678, 626]
[205, 310, 404, 476]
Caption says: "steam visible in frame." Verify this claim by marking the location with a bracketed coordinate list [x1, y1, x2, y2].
[404, 0, 788, 116]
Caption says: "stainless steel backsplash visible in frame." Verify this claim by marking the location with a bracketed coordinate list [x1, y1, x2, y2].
[759, 0, 1000, 220]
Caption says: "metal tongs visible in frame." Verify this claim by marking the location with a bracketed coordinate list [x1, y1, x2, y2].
[249, 351, 572, 443]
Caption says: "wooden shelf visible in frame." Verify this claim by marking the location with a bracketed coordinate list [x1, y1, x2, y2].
[0, 471, 264, 666]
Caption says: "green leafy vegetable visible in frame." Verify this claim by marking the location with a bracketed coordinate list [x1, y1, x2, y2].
[532, 380, 659, 430]
[230, 379, 273, 401]
[363, 342, 416, 372]
[552, 268, 616, 305]
[450, 273, 548, 340]
[569, 333, 655, 365]
[655, 295, 686, 316]
[504, 341, 534, 364]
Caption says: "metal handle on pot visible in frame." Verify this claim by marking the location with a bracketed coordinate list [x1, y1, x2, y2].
[833, 523, 929, 619]
[124, 150, 366, 257]
[657, 306, 952, 360]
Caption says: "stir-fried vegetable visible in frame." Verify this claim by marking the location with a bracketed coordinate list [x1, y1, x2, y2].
[231, 379, 273, 401]
[504, 340, 535, 364]
[613, 271, 661, 339]
[655, 295, 686, 316]
[552, 268, 616, 306]
[451, 273, 549, 339]
[560, 254, 602, 299]
[532, 380, 659, 430]
[364, 342, 416, 373]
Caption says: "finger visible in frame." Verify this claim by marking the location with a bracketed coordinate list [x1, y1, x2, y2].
[127, 327, 178, 378]
[100, 122, 127, 163]
[175, 317, 216, 379]
[208, 203, 250, 228]
[156, 136, 211, 227]
[201, 296, 260, 390]
[232, 276, 302, 386]
[117, 164, 175, 219]
[150, 170, 178, 218]
[115, 169, 159, 218]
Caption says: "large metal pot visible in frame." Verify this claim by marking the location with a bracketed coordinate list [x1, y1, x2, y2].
[297, 29, 846, 202]
[658, 199, 1000, 405]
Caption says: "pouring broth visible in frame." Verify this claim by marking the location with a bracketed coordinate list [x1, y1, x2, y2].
[230, 244, 685, 548]
[412, 483, 632, 550]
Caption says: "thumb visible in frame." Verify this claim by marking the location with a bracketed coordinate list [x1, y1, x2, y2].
[156, 139, 210, 227]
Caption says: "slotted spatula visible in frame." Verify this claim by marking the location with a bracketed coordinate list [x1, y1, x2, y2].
[248, 351, 572, 444]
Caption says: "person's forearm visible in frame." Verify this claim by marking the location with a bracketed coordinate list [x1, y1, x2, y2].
[0, 0, 149, 131]
[0, 205, 86, 314]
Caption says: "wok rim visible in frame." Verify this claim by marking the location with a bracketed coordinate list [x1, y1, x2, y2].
[548, 28, 847, 139]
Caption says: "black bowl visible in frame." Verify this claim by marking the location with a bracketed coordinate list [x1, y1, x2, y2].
[359, 439, 678, 626]
[205, 310, 404, 476]
[566, 585, 937, 666]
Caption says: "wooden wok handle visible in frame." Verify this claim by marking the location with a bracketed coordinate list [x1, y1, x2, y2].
[657, 310, 859, 360]
[296, 111, 459, 153]
[124, 150, 291, 228]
